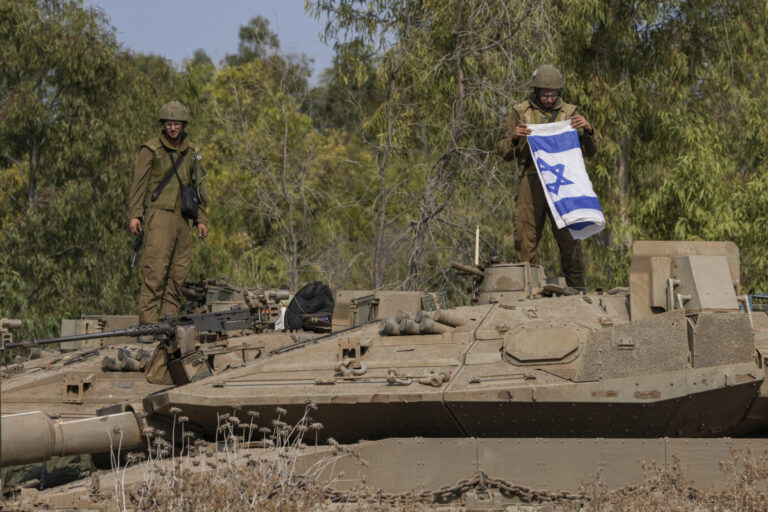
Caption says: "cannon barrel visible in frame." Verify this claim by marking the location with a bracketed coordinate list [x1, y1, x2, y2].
[2, 323, 172, 349]
[1, 411, 143, 466]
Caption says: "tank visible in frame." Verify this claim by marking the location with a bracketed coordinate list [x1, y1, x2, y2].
[131, 241, 766, 441]
[5, 240, 768, 507]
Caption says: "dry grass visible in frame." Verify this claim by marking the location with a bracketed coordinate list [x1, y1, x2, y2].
[75, 407, 768, 511]
[556, 449, 768, 512]
[93, 401, 433, 511]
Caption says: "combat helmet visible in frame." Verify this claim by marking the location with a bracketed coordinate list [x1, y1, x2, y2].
[530, 64, 565, 89]
[159, 101, 190, 123]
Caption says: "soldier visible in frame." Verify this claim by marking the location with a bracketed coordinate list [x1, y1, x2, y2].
[128, 101, 209, 328]
[498, 65, 597, 289]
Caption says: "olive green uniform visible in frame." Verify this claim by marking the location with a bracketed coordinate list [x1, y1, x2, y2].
[128, 133, 208, 324]
[498, 94, 597, 288]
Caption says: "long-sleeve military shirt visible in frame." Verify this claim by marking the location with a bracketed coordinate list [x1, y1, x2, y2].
[128, 134, 208, 225]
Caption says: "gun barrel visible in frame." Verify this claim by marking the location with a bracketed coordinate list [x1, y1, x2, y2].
[3, 323, 170, 349]
[1, 411, 143, 466]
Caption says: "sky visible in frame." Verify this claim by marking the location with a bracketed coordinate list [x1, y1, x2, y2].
[86, 0, 336, 84]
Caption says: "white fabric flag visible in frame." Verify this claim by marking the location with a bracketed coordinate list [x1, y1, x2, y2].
[527, 120, 605, 240]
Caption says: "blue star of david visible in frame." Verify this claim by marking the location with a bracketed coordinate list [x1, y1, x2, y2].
[537, 157, 572, 195]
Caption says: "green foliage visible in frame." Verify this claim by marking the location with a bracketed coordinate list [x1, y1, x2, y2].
[0, 0, 120, 198]
[224, 16, 281, 67]
[2, 0, 768, 339]
[553, 0, 768, 289]
[311, 0, 556, 291]
[0, 0, 211, 338]
[205, 56, 356, 291]
[306, 39, 384, 130]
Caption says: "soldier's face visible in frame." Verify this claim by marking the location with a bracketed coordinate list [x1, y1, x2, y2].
[163, 121, 184, 140]
[538, 89, 559, 108]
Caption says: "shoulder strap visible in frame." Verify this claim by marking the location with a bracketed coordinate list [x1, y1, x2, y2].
[547, 109, 560, 123]
[150, 149, 188, 202]
[167, 149, 188, 189]
[546, 103, 577, 123]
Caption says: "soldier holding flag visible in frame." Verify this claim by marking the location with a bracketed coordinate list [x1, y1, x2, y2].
[498, 65, 597, 289]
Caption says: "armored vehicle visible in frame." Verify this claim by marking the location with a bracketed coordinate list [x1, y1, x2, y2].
[4, 241, 768, 508]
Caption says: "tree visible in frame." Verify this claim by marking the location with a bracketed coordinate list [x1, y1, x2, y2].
[311, 0, 555, 292]
[206, 55, 349, 291]
[0, 0, 211, 338]
[0, 0, 120, 203]
[224, 16, 280, 67]
[307, 39, 384, 131]
[555, 0, 768, 289]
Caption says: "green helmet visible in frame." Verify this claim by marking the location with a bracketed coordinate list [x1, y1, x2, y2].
[158, 101, 189, 123]
[530, 65, 564, 89]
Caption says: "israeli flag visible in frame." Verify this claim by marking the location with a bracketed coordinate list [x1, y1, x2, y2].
[527, 120, 605, 240]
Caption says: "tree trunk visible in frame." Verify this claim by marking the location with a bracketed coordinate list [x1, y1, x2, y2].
[28, 143, 39, 203]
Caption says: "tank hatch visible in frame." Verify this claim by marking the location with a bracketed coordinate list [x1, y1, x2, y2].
[503, 321, 586, 364]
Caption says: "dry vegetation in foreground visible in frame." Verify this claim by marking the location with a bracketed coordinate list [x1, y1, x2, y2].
[70, 403, 768, 511]
[101, 402, 432, 511]
[556, 450, 768, 512]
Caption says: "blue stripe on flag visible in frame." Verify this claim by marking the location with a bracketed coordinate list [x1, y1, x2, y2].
[568, 221, 595, 231]
[553, 196, 602, 217]
[528, 130, 580, 154]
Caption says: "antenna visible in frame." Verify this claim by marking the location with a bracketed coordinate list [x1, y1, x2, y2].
[474, 225, 480, 266]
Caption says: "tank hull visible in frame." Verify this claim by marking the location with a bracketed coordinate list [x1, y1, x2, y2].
[145, 372, 763, 443]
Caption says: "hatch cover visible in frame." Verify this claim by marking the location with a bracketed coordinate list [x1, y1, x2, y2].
[503, 322, 586, 365]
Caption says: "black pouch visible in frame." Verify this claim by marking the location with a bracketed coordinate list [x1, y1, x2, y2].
[164, 149, 198, 221]
[179, 184, 199, 221]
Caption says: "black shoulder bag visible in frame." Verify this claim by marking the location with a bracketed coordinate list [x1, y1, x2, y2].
[165, 149, 199, 221]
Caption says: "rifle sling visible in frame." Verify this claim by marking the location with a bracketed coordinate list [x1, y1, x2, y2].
[547, 108, 560, 123]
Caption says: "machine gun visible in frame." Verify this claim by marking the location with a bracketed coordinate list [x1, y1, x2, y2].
[1, 304, 279, 350]
[1, 307, 276, 385]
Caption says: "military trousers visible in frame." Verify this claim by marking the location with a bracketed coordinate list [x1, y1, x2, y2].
[138, 208, 194, 324]
[514, 173, 586, 288]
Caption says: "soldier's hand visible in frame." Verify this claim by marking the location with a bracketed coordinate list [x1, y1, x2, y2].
[197, 223, 208, 240]
[512, 122, 531, 141]
[129, 218, 142, 236]
[570, 115, 593, 133]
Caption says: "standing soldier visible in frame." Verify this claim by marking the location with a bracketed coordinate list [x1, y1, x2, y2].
[498, 65, 597, 289]
[128, 101, 209, 331]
